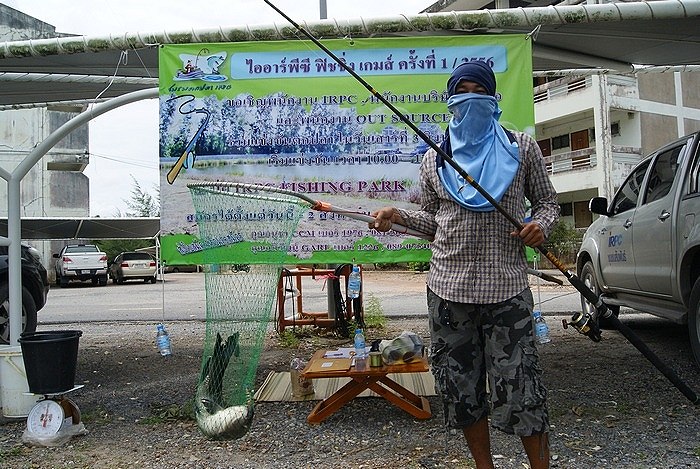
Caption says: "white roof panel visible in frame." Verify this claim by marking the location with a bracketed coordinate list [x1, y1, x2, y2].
[0, 0, 698, 107]
[0, 218, 160, 240]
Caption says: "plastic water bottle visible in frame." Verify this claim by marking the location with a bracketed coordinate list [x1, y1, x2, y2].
[347, 265, 361, 299]
[354, 328, 367, 371]
[533, 311, 551, 345]
[156, 323, 172, 356]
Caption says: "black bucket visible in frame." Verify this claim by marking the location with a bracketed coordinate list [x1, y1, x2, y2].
[18, 330, 82, 395]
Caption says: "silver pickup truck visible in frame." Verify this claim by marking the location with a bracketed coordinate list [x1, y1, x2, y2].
[53, 244, 108, 287]
[577, 131, 700, 366]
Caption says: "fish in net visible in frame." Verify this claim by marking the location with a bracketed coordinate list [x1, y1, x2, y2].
[188, 182, 308, 440]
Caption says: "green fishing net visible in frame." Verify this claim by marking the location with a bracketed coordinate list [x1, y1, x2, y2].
[188, 183, 307, 439]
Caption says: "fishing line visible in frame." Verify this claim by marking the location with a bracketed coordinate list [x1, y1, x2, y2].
[536, 291, 578, 306]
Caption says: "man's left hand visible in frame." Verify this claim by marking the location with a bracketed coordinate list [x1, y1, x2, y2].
[511, 222, 545, 247]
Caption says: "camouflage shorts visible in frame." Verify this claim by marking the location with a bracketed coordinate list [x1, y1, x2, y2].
[427, 287, 549, 436]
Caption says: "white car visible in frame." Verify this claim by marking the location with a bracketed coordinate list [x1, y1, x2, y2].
[109, 252, 157, 284]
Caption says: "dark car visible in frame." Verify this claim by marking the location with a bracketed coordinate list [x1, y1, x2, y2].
[163, 264, 200, 273]
[108, 252, 157, 284]
[0, 243, 50, 344]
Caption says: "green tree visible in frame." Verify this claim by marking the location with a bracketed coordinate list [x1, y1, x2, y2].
[542, 221, 583, 268]
[95, 176, 160, 262]
[125, 176, 159, 217]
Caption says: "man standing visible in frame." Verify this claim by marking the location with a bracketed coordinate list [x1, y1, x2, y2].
[370, 61, 559, 469]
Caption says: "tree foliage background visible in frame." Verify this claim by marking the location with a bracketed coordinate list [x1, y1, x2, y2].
[97, 176, 160, 262]
[541, 221, 583, 268]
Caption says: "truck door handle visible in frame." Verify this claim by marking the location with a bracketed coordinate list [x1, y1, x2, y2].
[658, 210, 671, 221]
[624, 219, 632, 229]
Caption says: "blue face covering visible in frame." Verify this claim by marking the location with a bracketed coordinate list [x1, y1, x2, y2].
[437, 93, 520, 211]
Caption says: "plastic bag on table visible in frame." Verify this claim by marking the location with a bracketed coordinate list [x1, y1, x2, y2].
[379, 331, 424, 365]
[290, 357, 315, 397]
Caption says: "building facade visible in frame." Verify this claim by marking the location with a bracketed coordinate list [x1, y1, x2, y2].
[0, 3, 91, 265]
[534, 66, 700, 229]
[425, 0, 700, 230]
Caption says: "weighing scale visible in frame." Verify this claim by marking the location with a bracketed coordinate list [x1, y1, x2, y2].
[25, 385, 83, 439]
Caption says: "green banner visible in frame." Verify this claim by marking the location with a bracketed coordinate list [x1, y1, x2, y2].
[159, 35, 533, 265]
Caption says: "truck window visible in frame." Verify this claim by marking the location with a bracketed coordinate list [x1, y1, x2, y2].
[644, 144, 685, 204]
[687, 137, 700, 194]
[611, 160, 650, 215]
[65, 245, 98, 253]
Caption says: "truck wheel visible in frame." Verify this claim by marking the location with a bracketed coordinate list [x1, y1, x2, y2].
[687, 278, 700, 368]
[0, 285, 38, 345]
[580, 260, 619, 329]
[99, 275, 107, 286]
[59, 275, 68, 288]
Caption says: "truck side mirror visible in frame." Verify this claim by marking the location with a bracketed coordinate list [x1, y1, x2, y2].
[52, 253, 59, 259]
[589, 197, 609, 215]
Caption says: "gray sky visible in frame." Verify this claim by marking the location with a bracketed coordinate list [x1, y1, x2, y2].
[5, 0, 431, 216]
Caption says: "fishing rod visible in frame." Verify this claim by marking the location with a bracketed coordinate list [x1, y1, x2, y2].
[188, 181, 429, 238]
[263, 0, 602, 326]
[263, 0, 700, 405]
[189, 181, 562, 284]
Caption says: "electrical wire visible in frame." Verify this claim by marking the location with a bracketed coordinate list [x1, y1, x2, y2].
[88, 152, 158, 169]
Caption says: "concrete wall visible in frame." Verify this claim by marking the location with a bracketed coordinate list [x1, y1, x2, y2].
[0, 4, 58, 41]
[0, 4, 88, 270]
[684, 118, 700, 135]
[534, 71, 700, 228]
[638, 73, 676, 106]
[637, 72, 700, 156]
[0, 107, 89, 218]
[639, 114, 678, 160]
[681, 73, 700, 109]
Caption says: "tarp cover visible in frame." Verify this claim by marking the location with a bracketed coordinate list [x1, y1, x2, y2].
[0, 217, 160, 240]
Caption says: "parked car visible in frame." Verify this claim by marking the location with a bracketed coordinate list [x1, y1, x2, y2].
[54, 244, 108, 287]
[108, 252, 157, 284]
[0, 243, 50, 344]
[163, 264, 200, 273]
[576, 131, 700, 365]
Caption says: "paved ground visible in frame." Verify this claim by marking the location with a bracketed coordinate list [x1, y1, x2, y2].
[37, 268, 580, 325]
[2, 268, 700, 468]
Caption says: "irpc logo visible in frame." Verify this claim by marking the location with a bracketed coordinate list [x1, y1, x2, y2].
[608, 234, 623, 247]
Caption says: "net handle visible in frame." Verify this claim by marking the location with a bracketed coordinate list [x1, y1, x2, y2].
[187, 182, 433, 240]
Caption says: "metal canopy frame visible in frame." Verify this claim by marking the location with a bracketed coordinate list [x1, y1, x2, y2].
[0, 0, 699, 108]
[0, 88, 158, 345]
[0, 217, 160, 240]
[1, 0, 700, 342]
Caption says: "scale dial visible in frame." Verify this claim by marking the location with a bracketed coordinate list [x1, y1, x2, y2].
[26, 399, 65, 437]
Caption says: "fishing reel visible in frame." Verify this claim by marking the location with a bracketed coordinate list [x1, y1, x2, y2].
[562, 311, 602, 342]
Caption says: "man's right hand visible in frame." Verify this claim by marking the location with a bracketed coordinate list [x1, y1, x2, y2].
[369, 207, 404, 232]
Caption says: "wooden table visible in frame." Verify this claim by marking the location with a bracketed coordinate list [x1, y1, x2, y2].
[276, 266, 359, 333]
[301, 349, 432, 424]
